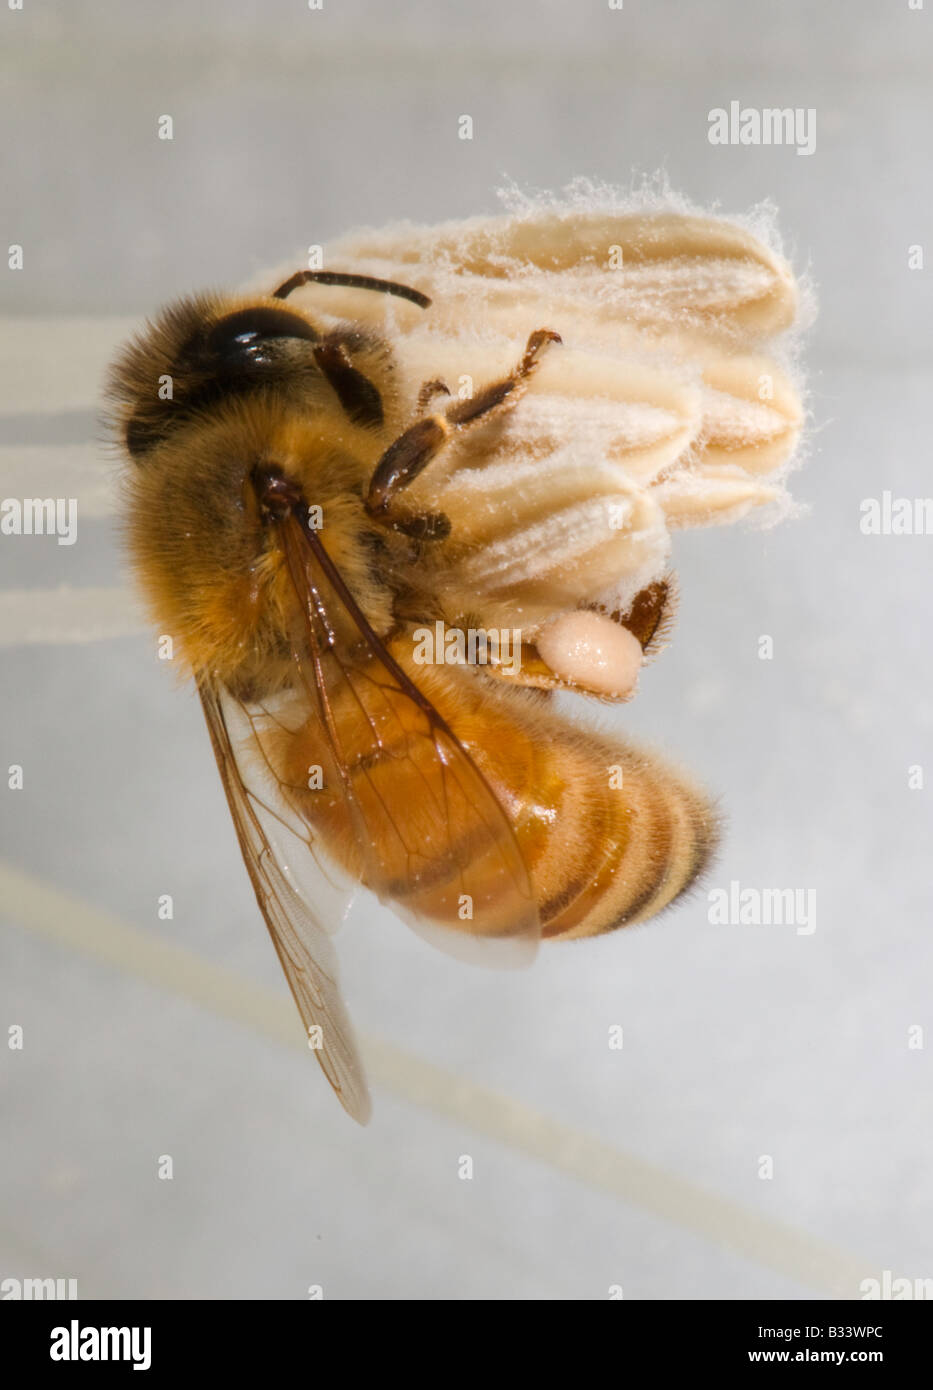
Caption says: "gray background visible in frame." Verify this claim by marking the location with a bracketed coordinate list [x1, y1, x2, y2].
[1, 0, 931, 1300]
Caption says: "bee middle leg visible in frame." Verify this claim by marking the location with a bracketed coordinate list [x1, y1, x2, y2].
[365, 329, 561, 534]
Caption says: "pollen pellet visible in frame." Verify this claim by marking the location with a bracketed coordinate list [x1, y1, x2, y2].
[537, 611, 643, 697]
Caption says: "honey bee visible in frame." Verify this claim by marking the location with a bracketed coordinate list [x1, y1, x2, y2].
[107, 198, 803, 1122]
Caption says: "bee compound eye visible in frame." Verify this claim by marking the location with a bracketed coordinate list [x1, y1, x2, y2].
[203, 307, 320, 372]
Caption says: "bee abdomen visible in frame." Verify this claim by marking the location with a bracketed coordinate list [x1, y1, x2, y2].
[468, 709, 718, 941]
[280, 657, 718, 943]
[532, 745, 718, 940]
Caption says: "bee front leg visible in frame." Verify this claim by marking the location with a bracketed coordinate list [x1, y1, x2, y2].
[313, 334, 384, 427]
[365, 328, 561, 537]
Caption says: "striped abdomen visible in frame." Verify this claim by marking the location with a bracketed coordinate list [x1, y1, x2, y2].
[272, 644, 716, 942]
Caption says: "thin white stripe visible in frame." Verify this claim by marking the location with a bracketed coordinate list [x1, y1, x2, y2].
[0, 585, 146, 645]
[0, 446, 118, 517]
[0, 318, 136, 415]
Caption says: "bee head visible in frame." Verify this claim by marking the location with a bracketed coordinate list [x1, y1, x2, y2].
[108, 295, 322, 462]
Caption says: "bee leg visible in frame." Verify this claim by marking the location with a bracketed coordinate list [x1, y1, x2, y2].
[612, 576, 678, 659]
[445, 329, 561, 427]
[416, 378, 450, 412]
[389, 512, 452, 542]
[312, 335, 384, 427]
[366, 328, 561, 525]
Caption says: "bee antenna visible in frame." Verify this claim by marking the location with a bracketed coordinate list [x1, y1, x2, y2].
[272, 270, 431, 310]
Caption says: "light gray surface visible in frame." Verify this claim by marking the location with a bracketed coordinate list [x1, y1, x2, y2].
[2, 0, 932, 1300]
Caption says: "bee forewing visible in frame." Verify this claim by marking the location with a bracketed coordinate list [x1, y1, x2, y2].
[217, 687, 360, 934]
[274, 514, 542, 968]
[199, 682, 372, 1124]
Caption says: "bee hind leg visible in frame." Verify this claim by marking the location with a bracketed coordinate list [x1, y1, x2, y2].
[365, 328, 561, 532]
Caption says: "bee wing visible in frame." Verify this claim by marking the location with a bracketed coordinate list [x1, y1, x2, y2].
[198, 678, 372, 1125]
[271, 509, 540, 969]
